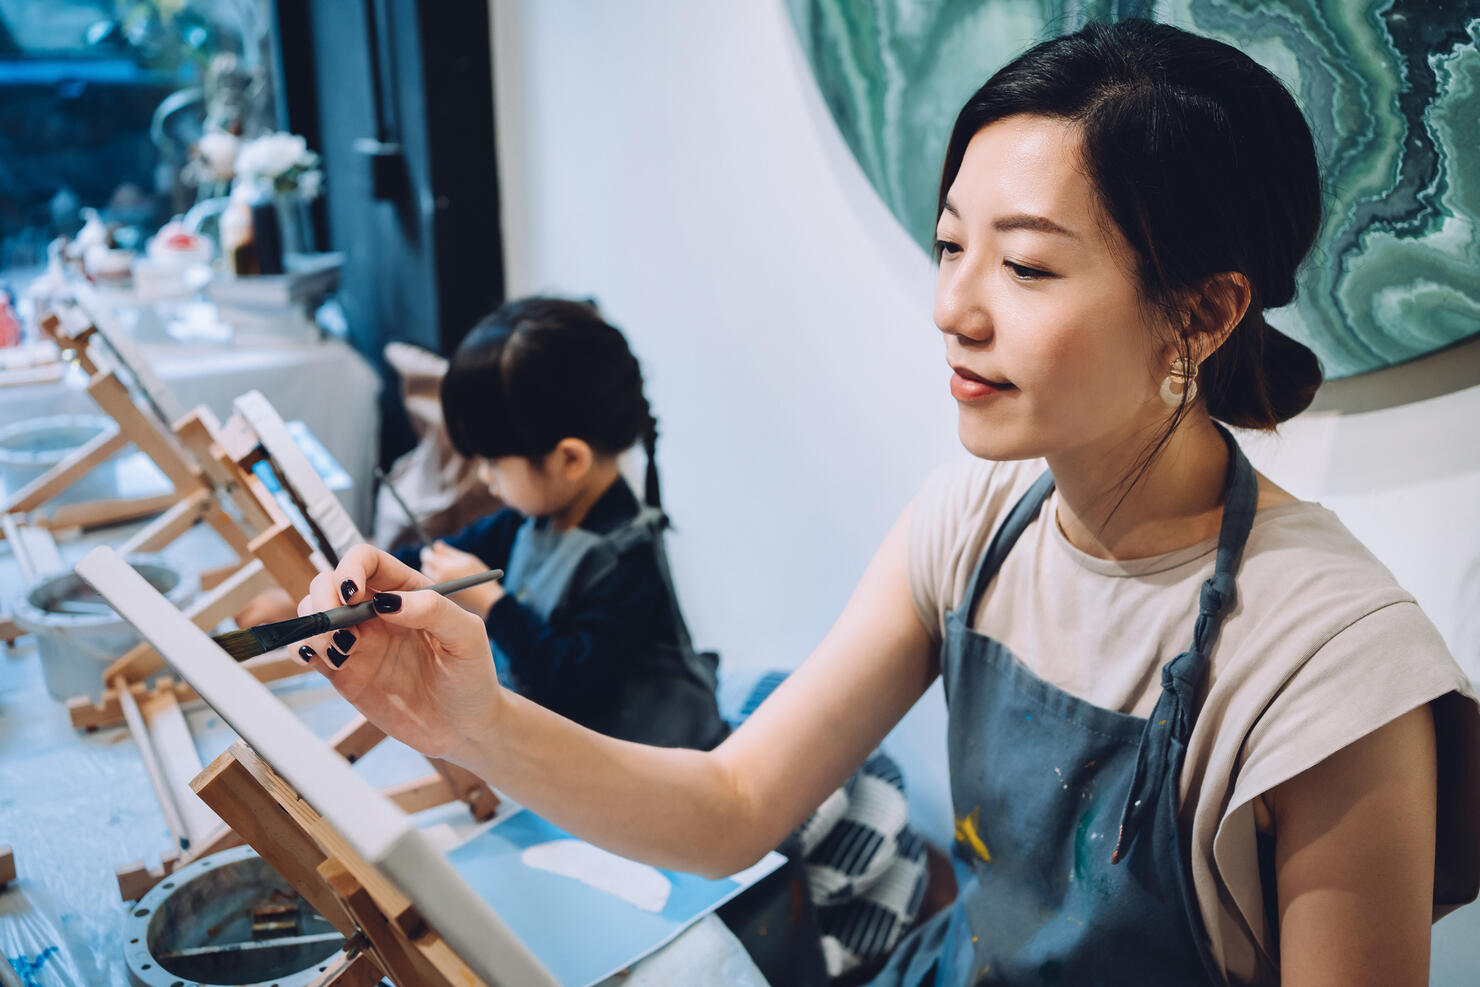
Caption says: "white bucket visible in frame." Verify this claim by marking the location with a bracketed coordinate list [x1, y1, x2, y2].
[12, 556, 197, 701]
[0, 414, 126, 506]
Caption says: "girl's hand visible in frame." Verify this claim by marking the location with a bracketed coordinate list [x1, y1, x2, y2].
[420, 541, 505, 615]
[294, 544, 502, 761]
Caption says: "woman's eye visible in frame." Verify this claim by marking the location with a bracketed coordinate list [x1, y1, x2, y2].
[1004, 260, 1054, 280]
[934, 238, 962, 258]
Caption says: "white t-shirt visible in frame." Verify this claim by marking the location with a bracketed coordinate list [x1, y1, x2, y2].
[908, 455, 1480, 985]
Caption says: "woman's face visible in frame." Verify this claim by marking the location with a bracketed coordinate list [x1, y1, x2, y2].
[933, 114, 1173, 463]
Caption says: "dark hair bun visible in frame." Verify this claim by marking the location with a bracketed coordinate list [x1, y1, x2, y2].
[1202, 315, 1323, 428]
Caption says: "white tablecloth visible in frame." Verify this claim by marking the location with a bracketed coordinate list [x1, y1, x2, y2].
[0, 332, 381, 530]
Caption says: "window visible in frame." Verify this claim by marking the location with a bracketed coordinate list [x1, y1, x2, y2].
[0, 0, 276, 276]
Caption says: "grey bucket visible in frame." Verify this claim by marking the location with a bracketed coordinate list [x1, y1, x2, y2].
[0, 414, 126, 505]
[12, 556, 196, 702]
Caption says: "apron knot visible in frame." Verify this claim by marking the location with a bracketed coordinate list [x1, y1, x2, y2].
[1198, 572, 1234, 617]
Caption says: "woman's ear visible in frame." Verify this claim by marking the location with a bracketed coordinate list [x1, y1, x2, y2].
[550, 438, 594, 481]
[1186, 271, 1252, 362]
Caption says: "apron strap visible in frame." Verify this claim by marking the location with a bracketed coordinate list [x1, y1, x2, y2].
[962, 470, 1057, 618]
[603, 507, 717, 688]
[1112, 425, 1259, 863]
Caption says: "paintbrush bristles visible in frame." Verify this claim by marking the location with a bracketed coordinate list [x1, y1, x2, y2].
[213, 626, 273, 662]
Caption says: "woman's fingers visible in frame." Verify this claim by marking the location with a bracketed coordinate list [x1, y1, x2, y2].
[367, 585, 488, 656]
[337, 543, 432, 603]
[294, 570, 346, 670]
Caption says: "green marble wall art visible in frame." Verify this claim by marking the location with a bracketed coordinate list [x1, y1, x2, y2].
[786, 0, 1480, 379]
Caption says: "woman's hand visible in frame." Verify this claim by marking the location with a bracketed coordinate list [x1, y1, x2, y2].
[294, 544, 502, 762]
[420, 541, 505, 616]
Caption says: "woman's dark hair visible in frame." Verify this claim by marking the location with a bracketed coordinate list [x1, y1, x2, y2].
[442, 296, 664, 510]
[938, 18, 1323, 433]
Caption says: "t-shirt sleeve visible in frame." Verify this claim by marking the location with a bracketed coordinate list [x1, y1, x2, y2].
[908, 460, 971, 643]
[1221, 600, 1480, 911]
[907, 456, 1037, 642]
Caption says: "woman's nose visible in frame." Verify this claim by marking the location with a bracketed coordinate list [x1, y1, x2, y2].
[934, 263, 993, 344]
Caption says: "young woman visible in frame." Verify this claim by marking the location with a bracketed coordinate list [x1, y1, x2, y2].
[320, 297, 728, 752]
[292, 20, 1478, 985]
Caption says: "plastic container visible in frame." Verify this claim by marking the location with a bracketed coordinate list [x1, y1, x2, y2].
[0, 414, 125, 506]
[12, 556, 196, 701]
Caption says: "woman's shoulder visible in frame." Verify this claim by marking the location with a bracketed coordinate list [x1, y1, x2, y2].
[1237, 499, 1415, 627]
[908, 455, 1048, 639]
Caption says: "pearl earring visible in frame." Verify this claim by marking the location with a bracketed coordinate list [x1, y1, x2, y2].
[1160, 357, 1198, 407]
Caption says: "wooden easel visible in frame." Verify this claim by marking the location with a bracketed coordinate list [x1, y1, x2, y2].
[2, 294, 239, 543]
[194, 741, 489, 986]
[78, 546, 555, 986]
[97, 384, 377, 695]
[115, 712, 498, 902]
[88, 390, 498, 899]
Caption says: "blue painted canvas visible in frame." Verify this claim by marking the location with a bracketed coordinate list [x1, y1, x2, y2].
[449, 810, 784, 986]
[786, 1, 1480, 379]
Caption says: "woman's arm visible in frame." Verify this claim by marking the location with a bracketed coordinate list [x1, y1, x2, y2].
[1272, 703, 1438, 986]
[299, 503, 937, 878]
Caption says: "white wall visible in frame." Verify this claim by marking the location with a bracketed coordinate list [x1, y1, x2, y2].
[488, 1, 1480, 974]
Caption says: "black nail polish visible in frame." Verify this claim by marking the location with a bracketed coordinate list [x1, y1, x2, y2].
[298, 645, 316, 664]
[340, 579, 358, 603]
[372, 592, 401, 613]
[326, 645, 347, 668]
[333, 629, 356, 652]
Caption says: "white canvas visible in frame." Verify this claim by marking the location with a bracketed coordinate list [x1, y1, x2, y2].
[235, 389, 364, 561]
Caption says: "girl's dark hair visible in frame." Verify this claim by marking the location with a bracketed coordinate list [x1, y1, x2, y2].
[939, 18, 1323, 432]
[442, 297, 664, 510]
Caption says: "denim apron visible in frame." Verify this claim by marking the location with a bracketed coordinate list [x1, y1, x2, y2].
[873, 431, 1255, 986]
[495, 506, 727, 749]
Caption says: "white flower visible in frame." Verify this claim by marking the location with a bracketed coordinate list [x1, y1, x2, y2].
[298, 169, 323, 200]
[197, 131, 240, 180]
[236, 132, 311, 181]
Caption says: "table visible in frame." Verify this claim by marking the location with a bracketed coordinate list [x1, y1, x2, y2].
[0, 331, 382, 531]
[0, 522, 767, 986]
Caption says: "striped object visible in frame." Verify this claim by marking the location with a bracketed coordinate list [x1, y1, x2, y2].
[735, 674, 928, 976]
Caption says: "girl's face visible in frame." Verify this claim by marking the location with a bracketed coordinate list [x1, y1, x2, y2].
[477, 454, 568, 517]
[933, 114, 1173, 463]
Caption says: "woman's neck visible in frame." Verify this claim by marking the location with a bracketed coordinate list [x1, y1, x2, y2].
[1048, 414, 1232, 561]
[551, 460, 622, 532]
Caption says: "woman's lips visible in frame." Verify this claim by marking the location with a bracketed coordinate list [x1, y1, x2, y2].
[950, 365, 1015, 402]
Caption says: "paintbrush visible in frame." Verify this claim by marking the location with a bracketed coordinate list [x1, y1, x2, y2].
[211, 568, 503, 661]
[375, 465, 435, 547]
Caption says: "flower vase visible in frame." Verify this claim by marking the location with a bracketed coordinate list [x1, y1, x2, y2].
[273, 194, 310, 262]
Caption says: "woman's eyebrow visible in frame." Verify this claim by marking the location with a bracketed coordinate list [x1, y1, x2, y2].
[993, 213, 1079, 239]
[939, 199, 1079, 240]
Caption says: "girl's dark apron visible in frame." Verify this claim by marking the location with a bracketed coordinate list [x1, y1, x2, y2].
[873, 431, 1255, 985]
[495, 506, 728, 750]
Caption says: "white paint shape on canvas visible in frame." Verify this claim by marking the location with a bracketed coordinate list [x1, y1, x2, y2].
[521, 840, 672, 913]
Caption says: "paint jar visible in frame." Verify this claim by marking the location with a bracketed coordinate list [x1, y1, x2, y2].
[12, 555, 196, 702]
[0, 414, 126, 506]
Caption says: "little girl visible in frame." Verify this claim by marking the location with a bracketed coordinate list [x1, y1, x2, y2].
[381, 296, 729, 752]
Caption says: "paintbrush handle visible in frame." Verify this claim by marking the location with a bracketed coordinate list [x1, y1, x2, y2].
[375, 466, 435, 546]
[318, 568, 506, 632]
